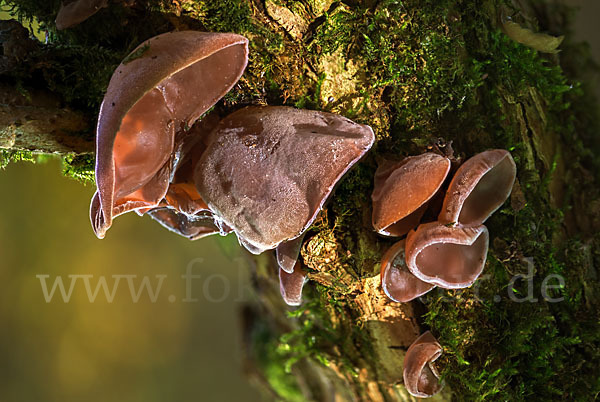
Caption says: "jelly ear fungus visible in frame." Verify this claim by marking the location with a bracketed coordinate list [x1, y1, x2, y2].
[194, 106, 375, 255]
[405, 222, 489, 289]
[55, 0, 108, 30]
[403, 331, 444, 398]
[380, 239, 435, 302]
[91, 31, 248, 239]
[439, 149, 516, 226]
[372, 153, 451, 237]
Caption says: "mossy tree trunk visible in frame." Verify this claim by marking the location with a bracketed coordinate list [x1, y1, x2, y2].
[1, 0, 599, 400]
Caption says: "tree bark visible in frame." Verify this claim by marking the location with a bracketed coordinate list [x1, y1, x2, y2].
[1, 0, 599, 400]
[0, 85, 93, 154]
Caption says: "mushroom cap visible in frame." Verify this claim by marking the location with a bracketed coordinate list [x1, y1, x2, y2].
[372, 154, 450, 237]
[90, 31, 249, 239]
[279, 261, 307, 306]
[55, 0, 108, 30]
[380, 239, 435, 302]
[439, 149, 516, 226]
[405, 222, 489, 289]
[194, 106, 375, 254]
[403, 331, 444, 398]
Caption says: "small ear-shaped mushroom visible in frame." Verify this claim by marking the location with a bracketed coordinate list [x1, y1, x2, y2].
[276, 234, 306, 274]
[372, 154, 450, 237]
[279, 261, 307, 306]
[55, 0, 108, 30]
[403, 331, 444, 398]
[194, 106, 374, 254]
[405, 222, 489, 289]
[91, 31, 248, 239]
[439, 149, 516, 226]
[380, 239, 435, 302]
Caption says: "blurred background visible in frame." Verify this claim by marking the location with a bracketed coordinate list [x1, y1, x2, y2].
[0, 158, 263, 402]
[0, 1, 598, 402]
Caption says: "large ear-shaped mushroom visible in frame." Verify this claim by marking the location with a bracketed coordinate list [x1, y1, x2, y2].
[380, 239, 435, 302]
[91, 31, 248, 239]
[439, 149, 516, 226]
[372, 154, 450, 237]
[194, 106, 375, 254]
[55, 0, 108, 30]
[279, 261, 307, 306]
[405, 222, 489, 289]
[403, 331, 444, 398]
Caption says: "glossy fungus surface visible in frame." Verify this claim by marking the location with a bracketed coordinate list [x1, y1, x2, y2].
[372, 153, 450, 236]
[403, 331, 444, 398]
[439, 149, 516, 226]
[56, 0, 108, 30]
[91, 31, 248, 239]
[279, 262, 307, 306]
[405, 222, 489, 289]
[380, 239, 435, 302]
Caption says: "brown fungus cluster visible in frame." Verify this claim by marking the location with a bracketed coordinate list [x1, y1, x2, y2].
[90, 31, 374, 306]
[374, 149, 516, 299]
[371, 125, 515, 401]
[88, 29, 519, 398]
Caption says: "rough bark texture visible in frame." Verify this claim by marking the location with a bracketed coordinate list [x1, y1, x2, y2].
[1, 0, 599, 400]
[0, 86, 92, 154]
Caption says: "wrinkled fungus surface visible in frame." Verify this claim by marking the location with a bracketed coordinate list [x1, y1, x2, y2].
[147, 208, 220, 240]
[194, 106, 375, 254]
[145, 115, 230, 239]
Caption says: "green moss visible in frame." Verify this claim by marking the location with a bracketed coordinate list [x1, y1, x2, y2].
[251, 283, 366, 401]
[309, 0, 600, 400]
[252, 320, 305, 402]
[414, 7, 599, 400]
[0, 150, 35, 169]
[175, 0, 254, 32]
[313, 0, 485, 135]
[422, 235, 600, 400]
[416, 7, 598, 402]
[62, 154, 95, 184]
[278, 295, 335, 373]
[121, 43, 150, 65]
